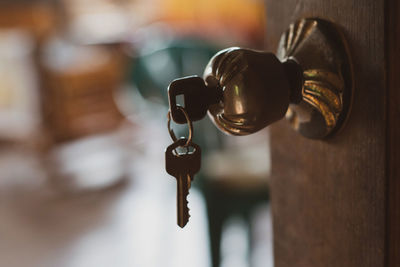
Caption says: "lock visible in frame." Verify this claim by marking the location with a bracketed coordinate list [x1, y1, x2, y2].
[168, 18, 353, 139]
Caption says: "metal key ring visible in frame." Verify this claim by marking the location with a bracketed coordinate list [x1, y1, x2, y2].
[167, 105, 193, 147]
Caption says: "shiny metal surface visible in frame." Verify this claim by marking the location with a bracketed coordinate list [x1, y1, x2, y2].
[203, 47, 291, 135]
[277, 18, 353, 138]
[202, 18, 353, 139]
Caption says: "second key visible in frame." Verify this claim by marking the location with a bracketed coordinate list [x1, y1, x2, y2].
[165, 138, 201, 228]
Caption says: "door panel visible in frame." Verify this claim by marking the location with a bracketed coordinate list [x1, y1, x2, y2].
[387, 0, 400, 265]
[264, 1, 387, 267]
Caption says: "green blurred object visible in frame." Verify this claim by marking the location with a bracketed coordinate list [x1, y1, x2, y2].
[127, 38, 220, 105]
[126, 37, 224, 155]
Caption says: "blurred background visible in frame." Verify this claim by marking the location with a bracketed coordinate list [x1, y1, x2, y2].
[0, 0, 273, 267]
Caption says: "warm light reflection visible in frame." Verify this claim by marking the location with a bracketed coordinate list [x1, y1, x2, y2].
[233, 85, 245, 114]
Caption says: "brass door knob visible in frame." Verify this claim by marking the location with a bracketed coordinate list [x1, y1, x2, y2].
[203, 47, 303, 136]
[168, 18, 353, 139]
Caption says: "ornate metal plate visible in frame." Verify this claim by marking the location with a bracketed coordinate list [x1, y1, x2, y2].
[277, 18, 353, 139]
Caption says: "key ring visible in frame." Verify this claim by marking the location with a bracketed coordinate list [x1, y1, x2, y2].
[167, 105, 193, 147]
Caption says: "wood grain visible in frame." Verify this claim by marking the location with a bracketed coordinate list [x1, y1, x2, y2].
[265, 1, 387, 267]
[386, 0, 400, 266]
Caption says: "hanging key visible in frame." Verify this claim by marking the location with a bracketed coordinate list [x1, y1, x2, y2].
[165, 138, 201, 228]
[168, 76, 223, 124]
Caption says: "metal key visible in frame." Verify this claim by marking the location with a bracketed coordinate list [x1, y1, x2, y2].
[165, 138, 201, 228]
[168, 76, 222, 124]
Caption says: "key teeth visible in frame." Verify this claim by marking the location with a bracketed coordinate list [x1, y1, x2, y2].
[186, 196, 190, 218]
[185, 196, 191, 225]
[177, 182, 191, 228]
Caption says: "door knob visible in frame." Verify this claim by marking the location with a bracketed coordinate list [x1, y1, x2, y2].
[203, 47, 302, 136]
[168, 18, 353, 139]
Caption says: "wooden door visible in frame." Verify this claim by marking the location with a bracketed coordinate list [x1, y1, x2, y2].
[264, 1, 399, 267]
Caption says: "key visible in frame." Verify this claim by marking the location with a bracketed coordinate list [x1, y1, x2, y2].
[168, 76, 223, 124]
[165, 138, 201, 228]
